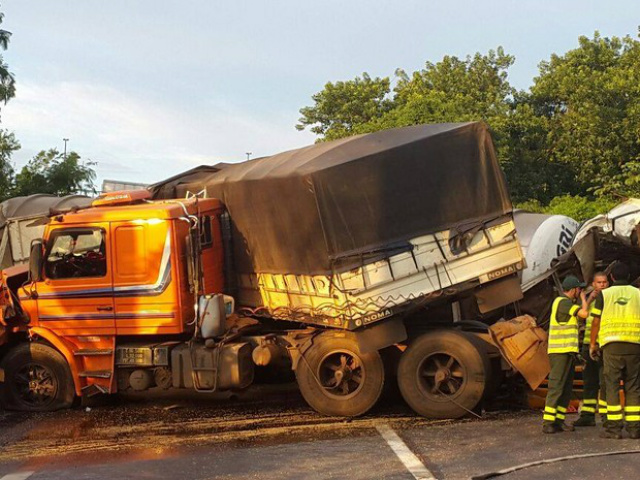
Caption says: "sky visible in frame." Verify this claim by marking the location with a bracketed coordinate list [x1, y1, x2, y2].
[1, 1, 639, 189]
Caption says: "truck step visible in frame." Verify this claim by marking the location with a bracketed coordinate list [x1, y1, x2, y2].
[79, 370, 112, 379]
[81, 384, 109, 396]
[74, 349, 113, 356]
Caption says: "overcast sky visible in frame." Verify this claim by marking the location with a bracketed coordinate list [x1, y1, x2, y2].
[2, 1, 639, 188]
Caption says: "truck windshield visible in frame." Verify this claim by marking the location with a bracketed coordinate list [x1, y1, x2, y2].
[45, 228, 107, 279]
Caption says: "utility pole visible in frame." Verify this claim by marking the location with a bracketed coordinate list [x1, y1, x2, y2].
[63, 138, 69, 159]
[246, 152, 252, 161]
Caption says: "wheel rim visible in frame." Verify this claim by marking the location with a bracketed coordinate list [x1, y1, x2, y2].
[12, 362, 59, 408]
[317, 349, 365, 400]
[417, 352, 466, 400]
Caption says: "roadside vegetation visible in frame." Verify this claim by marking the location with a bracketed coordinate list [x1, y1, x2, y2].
[297, 29, 640, 221]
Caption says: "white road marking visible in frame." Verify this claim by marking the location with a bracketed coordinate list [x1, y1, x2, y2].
[376, 424, 436, 480]
[0, 472, 35, 480]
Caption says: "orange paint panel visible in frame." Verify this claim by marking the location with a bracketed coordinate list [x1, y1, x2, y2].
[112, 219, 183, 334]
[114, 225, 149, 280]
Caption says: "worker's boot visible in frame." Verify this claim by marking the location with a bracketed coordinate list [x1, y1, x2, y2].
[542, 423, 559, 434]
[555, 421, 575, 432]
[600, 429, 623, 439]
[629, 430, 640, 439]
[573, 415, 596, 427]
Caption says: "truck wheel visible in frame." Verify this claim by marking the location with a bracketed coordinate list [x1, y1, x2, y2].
[397, 330, 490, 419]
[0, 343, 75, 411]
[295, 333, 384, 417]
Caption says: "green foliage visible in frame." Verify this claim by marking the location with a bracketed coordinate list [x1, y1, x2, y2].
[386, 48, 515, 126]
[297, 48, 545, 202]
[13, 149, 96, 197]
[528, 31, 640, 198]
[516, 195, 618, 222]
[0, 10, 15, 103]
[296, 30, 640, 208]
[296, 73, 392, 141]
[0, 8, 17, 203]
[0, 129, 19, 201]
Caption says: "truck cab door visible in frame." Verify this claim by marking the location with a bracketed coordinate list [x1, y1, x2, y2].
[111, 219, 179, 334]
[35, 224, 115, 335]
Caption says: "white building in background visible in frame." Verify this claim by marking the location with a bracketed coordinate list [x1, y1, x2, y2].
[101, 179, 149, 193]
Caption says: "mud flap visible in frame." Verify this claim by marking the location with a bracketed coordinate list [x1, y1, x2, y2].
[488, 315, 549, 390]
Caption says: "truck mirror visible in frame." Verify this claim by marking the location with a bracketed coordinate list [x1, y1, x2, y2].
[29, 239, 44, 283]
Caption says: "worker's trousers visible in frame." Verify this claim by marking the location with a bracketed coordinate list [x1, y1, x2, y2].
[543, 353, 575, 426]
[602, 348, 640, 434]
[579, 346, 607, 419]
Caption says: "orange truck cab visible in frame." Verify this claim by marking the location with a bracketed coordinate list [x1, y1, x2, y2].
[0, 191, 260, 410]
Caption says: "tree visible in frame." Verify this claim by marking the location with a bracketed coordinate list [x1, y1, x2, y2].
[13, 149, 96, 197]
[382, 48, 515, 128]
[296, 73, 392, 141]
[0, 10, 15, 106]
[528, 31, 640, 197]
[0, 8, 18, 202]
[0, 129, 19, 201]
[296, 48, 551, 202]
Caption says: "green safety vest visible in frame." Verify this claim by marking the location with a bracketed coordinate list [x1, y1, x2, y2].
[548, 296, 580, 354]
[600, 285, 640, 346]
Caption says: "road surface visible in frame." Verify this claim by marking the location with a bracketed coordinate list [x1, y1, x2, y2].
[0, 384, 638, 479]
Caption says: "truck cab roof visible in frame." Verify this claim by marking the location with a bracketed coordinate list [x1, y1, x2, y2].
[49, 197, 223, 225]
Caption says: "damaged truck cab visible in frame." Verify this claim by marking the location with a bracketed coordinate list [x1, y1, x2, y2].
[0, 192, 255, 409]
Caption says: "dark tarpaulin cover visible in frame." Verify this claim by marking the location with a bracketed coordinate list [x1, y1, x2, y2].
[174, 122, 512, 275]
[148, 165, 227, 200]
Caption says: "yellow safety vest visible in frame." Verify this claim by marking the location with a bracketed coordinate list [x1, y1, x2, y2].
[600, 285, 640, 346]
[584, 303, 599, 345]
[548, 296, 580, 354]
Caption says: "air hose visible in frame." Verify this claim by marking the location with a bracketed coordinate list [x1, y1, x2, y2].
[471, 449, 640, 479]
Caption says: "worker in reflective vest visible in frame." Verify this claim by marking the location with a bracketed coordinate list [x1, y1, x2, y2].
[590, 262, 640, 439]
[543, 275, 590, 434]
[574, 272, 609, 427]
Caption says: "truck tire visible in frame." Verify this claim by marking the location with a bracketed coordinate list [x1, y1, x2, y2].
[0, 343, 75, 411]
[295, 333, 385, 417]
[397, 330, 490, 419]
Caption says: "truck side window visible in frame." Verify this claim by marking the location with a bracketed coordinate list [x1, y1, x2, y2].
[200, 216, 213, 249]
[45, 228, 107, 279]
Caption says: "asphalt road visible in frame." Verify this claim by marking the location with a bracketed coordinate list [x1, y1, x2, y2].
[0, 385, 638, 479]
